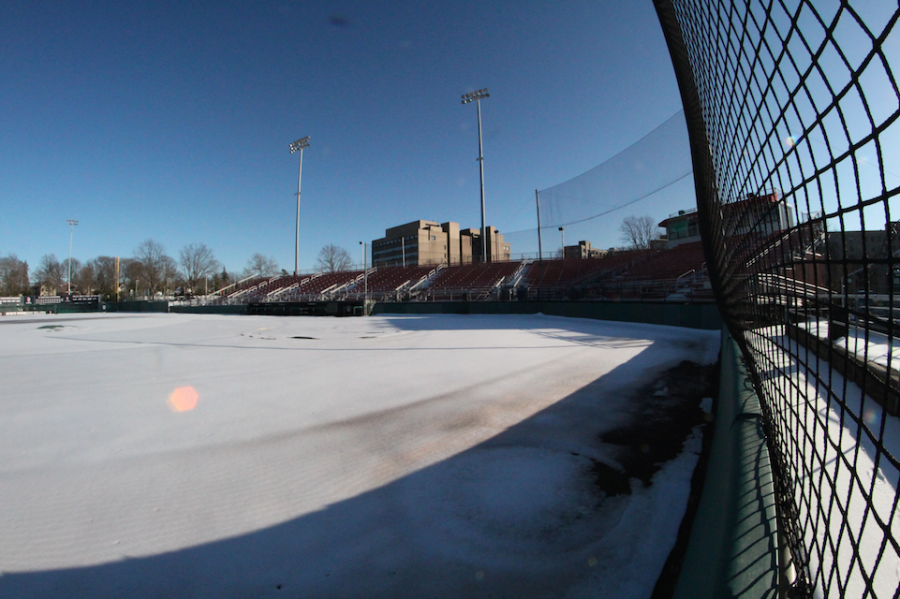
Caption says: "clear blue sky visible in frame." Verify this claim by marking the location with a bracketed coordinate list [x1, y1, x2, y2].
[1, 1, 690, 274]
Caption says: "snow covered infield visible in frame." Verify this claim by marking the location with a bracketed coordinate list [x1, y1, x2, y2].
[0, 313, 719, 598]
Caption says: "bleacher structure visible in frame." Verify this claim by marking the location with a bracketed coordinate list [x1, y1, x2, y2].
[210, 244, 714, 306]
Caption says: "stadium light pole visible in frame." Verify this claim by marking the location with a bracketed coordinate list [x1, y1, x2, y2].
[535, 190, 543, 262]
[461, 88, 489, 263]
[359, 241, 368, 310]
[66, 219, 78, 294]
[289, 136, 311, 276]
[559, 226, 565, 257]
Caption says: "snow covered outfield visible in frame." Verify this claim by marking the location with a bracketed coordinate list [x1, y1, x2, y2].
[0, 313, 719, 598]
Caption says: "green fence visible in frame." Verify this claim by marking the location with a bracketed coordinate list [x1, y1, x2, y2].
[372, 300, 722, 330]
[102, 301, 170, 313]
[169, 304, 247, 315]
[672, 332, 780, 598]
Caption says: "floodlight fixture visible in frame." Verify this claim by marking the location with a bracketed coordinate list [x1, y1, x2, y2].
[66, 219, 79, 294]
[289, 136, 310, 153]
[290, 135, 311, 275]
[461, 87, 490, 261]
[461, 88, 489, 104]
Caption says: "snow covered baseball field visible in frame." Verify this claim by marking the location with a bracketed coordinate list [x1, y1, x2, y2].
[0, 312, 719, 598]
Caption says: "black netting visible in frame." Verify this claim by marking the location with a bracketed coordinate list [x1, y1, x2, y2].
[654, 1, 900, 597]
[500, 111, 694, 259]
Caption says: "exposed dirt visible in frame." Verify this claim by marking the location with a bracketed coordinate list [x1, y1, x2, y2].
[593, 360, 718, 496]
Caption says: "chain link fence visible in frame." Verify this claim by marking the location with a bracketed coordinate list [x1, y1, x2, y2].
[654, 1, 900, 597]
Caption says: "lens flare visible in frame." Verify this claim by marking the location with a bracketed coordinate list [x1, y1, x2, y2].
[785, 135, 796, 148]
[863, 408, 880, 427]
[168, 386, 199, 412]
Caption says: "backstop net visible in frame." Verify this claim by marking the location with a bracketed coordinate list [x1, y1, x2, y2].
[501, 110, 695, 258]
[654, 1, 900, 597]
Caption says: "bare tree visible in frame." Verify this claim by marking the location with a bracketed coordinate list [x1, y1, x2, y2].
[243, 253, 279, 278]
[161, 255, 179, 296]
[619, 215, 659, 250]
[34, 254, 64, 295]
[74, 261, 96, 294]
[0, 254, 30, 296]
[62, 257, 81, 292]
[316, 244, 353, 273]
[133, 239, 171, 296]
[179, 243, 220, 295]
[91, 256, 119, 299]
[121, 258, 143, 298]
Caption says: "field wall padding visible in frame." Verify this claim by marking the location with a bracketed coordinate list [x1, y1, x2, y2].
[372, 300, 722, 330]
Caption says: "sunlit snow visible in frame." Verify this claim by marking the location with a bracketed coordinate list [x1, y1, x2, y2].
[0, 313, 719, 599]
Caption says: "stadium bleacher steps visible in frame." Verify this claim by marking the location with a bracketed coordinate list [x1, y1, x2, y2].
[408, 263, 445, 293]
[268, 281, 301, 298]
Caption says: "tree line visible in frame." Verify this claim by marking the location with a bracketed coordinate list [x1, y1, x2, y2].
[0, 240, 282, 299]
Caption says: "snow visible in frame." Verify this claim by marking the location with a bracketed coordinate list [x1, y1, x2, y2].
[747, 326, 900, 598]
[0, 313, 719, 598]
[798, 319, 900, 370]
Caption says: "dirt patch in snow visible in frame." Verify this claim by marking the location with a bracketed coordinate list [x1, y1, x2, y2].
[594, 360, 718, 496]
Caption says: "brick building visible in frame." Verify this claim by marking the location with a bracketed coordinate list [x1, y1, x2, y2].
[372, 220, 511, 267]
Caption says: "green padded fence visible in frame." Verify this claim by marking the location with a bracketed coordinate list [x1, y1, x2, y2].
[673, 331, 780, 598]
[372, 300, 722, 330]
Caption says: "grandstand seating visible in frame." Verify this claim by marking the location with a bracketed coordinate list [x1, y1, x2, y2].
[350, 265, 435, 293]
[256, 275, 308, 296]
[428, 262, 522, 296]
[215, 242, 719, 305]
[523, 250, 652, 289]
[226, 276, 274, 299]
[618, 241, 704, 281]
[297, 271, 363, 295]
